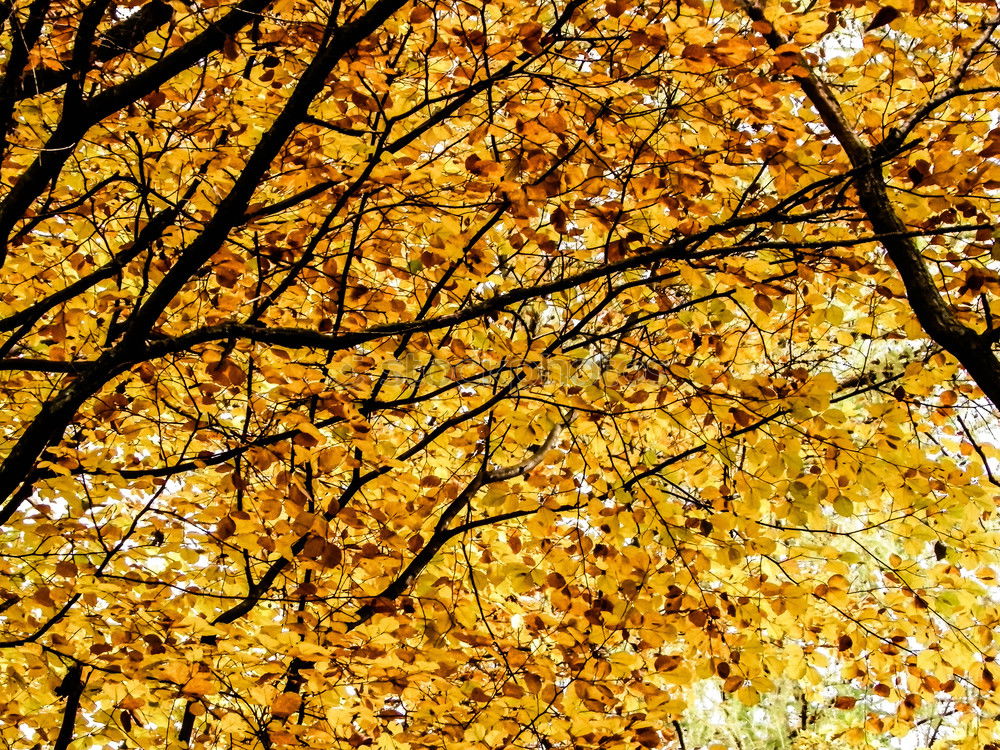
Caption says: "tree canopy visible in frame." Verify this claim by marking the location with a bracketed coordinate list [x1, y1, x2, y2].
[1, 0, 1000, 747]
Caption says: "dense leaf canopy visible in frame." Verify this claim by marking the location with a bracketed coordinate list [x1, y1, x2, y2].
[1, 0, 1000, 747]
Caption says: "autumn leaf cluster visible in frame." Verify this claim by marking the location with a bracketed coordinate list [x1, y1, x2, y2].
[1, 0, 1000, 748]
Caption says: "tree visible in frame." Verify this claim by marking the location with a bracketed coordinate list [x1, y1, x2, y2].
[0, 0, 999, 747]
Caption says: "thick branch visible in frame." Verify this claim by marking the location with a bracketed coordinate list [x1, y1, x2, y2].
[20, 0, 175, 99]
[52, 663, 84, 750]
[137, 223, 991, 362]
[0, 0, 412, 531]
[0, 0, 274, 259]
[738, 0, 1000, 410]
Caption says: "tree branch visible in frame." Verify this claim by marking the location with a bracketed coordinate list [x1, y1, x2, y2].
[20, 0, 175, 99]
[737, 0, 1000, 410]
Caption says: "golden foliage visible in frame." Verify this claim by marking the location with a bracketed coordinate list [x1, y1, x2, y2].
[0, 0, 999, 748]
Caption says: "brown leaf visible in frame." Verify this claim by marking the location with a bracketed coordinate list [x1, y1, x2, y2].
[223, 35, 239, 61]
[636, 727, 661, 748]
[408, 4, 431, 23]
[321, 543, 343, 568]
[216, 515, 236, 540]
[723, 675, 743, 693]
[865, 6, 901, 31]
[270, 692, 302, 719]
